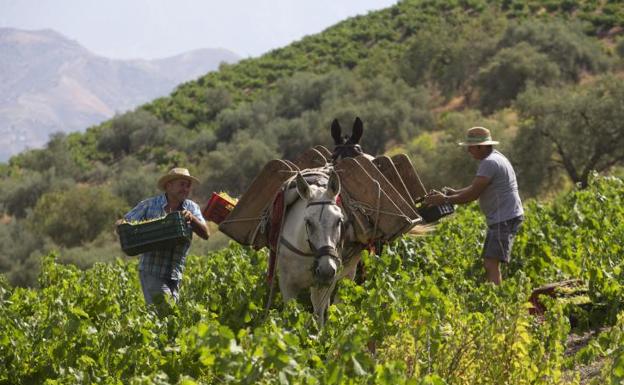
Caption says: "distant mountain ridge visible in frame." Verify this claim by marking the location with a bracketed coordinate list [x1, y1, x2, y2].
[0, 28, 240, 161]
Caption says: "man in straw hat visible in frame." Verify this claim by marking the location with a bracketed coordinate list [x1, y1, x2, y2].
[119, 167, 209, 307]
[425, 127, 524, 285]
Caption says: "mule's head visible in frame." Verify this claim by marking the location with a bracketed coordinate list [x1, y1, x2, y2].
[331, 117, 371, 162]
[296, 170, 344, 285]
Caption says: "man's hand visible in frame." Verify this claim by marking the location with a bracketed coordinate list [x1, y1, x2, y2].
[424, 190, 446, 206]
[114, 218, 126, 235]
[182, 210, 210, 240]
[182, 209, 193, 224]
[442, 186, 457, 195]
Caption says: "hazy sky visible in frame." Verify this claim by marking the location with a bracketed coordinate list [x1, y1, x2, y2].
[0, 0, 398, 59]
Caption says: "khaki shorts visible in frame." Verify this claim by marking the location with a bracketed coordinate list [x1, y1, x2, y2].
[482, 216, 523, 263]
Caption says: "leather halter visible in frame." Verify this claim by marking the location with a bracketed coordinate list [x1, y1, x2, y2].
[280, 199, 344, 262]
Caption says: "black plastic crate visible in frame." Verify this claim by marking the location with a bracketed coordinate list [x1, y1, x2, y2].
[117, 212, 192, 256]
[417, 203, 455, 223]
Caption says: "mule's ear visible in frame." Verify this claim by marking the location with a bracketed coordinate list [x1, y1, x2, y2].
[296, 173, 311, 200]
[331, 119, 342, 145]
[350, 117, 363, 144]
[327, 170, 341, 199]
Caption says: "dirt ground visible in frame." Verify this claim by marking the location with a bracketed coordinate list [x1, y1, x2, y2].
[563, 330, 608, 384]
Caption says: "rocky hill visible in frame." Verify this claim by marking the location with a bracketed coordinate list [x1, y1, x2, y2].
[0, 28, 240, 160]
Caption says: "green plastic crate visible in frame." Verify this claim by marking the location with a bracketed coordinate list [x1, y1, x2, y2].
[117, 212, 192, 256]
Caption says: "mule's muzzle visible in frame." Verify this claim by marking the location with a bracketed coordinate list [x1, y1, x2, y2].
[314, 246, 340, 285]
[314, 263, 336, 286]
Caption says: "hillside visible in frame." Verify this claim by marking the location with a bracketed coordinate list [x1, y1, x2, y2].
[0, 0, 623, 287]
[143, 0, 624, 127]
[0, 28, 240, 161]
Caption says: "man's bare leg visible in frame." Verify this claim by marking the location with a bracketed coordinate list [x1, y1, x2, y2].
[484, 258, 501, 285]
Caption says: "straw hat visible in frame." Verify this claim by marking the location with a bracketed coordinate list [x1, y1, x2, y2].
[458, 126, 499, 146]
[157, 168, 200, 190]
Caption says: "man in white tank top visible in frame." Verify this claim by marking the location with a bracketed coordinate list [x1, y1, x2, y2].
[425, 127, 524, 285]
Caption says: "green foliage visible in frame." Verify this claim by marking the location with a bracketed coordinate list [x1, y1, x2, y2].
[200, 87, 234, 122]
[9, 133, 83, 178]
[496, 19, 610, 82]
[55, 231, 127, 271]
[2, 0, 624, 292]
[400, 10, 506, 99]
[0, 168, 75, 218]
[196, 131, 279, 197]
[402, 17, 611, 112]
[28, 186, 128, 247]
[617, 37, 624, 59]
[0, 219, 49, 287]
[476, 42, 560, 113]
[513, 75, 624, 191]
[111, 157, 161, 207]
[195, 70, 433, 196]
[273, 72, 335, 119]
[96, 110, 168, 161]
[301, 72, 433, 155]
[400, 109, 511, 190]
[2, 175, 623, 383]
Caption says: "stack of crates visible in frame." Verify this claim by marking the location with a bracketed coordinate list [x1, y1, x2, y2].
[117, 212, 192, 256]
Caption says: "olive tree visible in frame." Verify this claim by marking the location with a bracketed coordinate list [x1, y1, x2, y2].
[497, 19, 610, 82]
[403, 110, 510, 191]
[97, 110, 167, 159]
[476, 19, 610, 113]
[196, 131, 279, 197]
[29, 186, 128, 247]
[476, 42, 560, 113]
[513, 75, 624, 191]
[400, 12, 506, 100]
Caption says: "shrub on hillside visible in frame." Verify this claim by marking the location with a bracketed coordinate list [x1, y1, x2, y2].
[9, 133, 82, 178]
[201, 87, 233, 122]
[197, 131, 279, 197]
[112, 158, 161, 207]
[1, 169, 75, 218]
[28, 186, 128, 247]
[513, 75, 624, 192]
[476, 19, 612, 113]
[476, 42, 561, 113]
[96, 110, 167, 160]
[497, 19, 611, 81]
[0, 220, 45, 272]
[274, 72, 333, 119]
[400, 11, 506, 99]
[401, 110, 511, 191]
[616, 37, 624, 59]
[266, 116, 324, 161]
[214, 102, 270, 144]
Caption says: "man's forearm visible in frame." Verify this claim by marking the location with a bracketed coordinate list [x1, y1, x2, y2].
[452, 186, 471, 195]
[447, 187, 478, 204]
[190, 216, 210, 240]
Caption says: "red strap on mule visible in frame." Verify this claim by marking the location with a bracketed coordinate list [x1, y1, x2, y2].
[267, 191, 285, 283]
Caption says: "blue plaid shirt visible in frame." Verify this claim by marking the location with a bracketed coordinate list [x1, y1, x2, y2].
[124, 194, 205, 280]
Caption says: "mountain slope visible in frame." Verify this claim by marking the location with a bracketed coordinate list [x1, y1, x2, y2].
[143, 0, 623, 129]
[0, 28, 240, 161]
